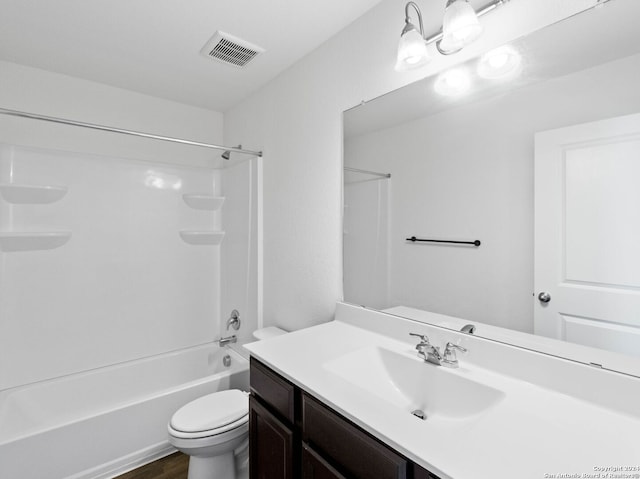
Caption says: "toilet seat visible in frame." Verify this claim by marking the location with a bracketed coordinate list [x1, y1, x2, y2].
[169, 389, 249, 440]
[169, 413, 248, 439]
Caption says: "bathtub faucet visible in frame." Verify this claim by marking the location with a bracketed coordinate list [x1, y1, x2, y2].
[218, 335, 237, 346]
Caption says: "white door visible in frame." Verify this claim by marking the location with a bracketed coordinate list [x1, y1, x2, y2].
[534, 112, 640, 357]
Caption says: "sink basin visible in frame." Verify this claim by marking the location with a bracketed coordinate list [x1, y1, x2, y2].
[323, 346, 505, 420]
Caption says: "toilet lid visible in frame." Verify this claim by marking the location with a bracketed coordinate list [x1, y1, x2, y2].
[170, 389, 248, 433]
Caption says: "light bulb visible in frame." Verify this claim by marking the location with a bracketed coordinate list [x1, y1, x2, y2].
[441, 0, 483, 52]
[395, 26, 430, 71]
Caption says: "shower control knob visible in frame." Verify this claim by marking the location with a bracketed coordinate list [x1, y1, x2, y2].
[537, 291, 551, 303]
[226, 310, 241, 330]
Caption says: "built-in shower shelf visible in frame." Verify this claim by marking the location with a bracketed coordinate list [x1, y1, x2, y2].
[0, 232, 72, 252]
[182, 194, 225, 211]
[0, 184, 68, 204]
[179, 231, 225, 245]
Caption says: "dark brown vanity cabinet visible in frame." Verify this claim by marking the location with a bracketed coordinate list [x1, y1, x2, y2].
[249, 358, 298, 479]
[249, 358, 440, 479]
[249, 396, 295, 479]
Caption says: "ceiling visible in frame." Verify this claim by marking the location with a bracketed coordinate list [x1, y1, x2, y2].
[0, 0, 383, 112]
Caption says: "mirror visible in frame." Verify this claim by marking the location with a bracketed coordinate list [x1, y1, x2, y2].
[343, 0, 640, 377]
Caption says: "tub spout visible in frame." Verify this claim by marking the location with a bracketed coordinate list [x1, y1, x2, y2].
[218, 335, 237, 346]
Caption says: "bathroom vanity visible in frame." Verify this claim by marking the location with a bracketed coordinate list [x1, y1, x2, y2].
[245, 303, 640, 479]
[249, 357, 435, 479]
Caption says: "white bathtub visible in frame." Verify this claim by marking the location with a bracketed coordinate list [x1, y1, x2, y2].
[0, 343, 249, 479]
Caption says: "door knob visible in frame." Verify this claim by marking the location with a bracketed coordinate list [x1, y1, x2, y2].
[538, 291, 551, 303]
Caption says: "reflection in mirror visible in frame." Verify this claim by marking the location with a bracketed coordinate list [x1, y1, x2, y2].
[343, 0, 640, 377]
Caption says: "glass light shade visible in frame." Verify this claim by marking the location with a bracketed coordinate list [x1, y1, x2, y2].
[434, 68, 471, 96]
[441, 0, 483, 52]
[395, 26, 430, 72]
[477, 46, 522, 79]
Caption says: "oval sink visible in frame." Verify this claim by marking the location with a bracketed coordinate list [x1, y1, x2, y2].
[323, 346, 505, 420]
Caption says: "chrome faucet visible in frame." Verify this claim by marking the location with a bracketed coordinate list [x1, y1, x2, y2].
[410, 334, 468, 368]
[218, 335, 237, 346]
[460, 324, 476, 334]
[409, 333, 443, 366]
[441, 342, 467, 368]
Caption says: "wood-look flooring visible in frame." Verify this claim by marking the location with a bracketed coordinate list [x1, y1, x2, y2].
[114, 452, 189, 479]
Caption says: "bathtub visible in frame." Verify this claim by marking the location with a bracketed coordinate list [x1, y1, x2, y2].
[0, 343, 249, 479]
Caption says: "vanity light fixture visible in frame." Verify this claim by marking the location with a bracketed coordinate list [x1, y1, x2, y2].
[395, 0, 511, 72]
[477, 45, 522, 79]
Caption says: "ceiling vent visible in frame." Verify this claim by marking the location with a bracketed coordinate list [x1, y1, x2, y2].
[200, 31, 264, 68]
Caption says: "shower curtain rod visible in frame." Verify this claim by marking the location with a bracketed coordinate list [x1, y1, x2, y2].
[0, 107, 263, 157]
[344, 166, 391, 178]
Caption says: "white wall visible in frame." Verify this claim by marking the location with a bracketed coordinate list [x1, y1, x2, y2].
[0, 61, 228, 389]
[344, 53, 640, 333]
[0, 60, 224, 167]
[224, 0, 599, 331]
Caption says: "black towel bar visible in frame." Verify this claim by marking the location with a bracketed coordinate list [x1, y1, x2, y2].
[406, 236, 481, 247]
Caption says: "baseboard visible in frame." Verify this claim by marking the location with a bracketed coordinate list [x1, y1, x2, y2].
[66, 441, 177, 479]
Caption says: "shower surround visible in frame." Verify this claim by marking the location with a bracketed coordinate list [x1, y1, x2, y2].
[0, 142, 259, 477]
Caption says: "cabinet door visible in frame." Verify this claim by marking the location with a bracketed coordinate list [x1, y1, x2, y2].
[302, 393, 408, 479]
[250, 357, 296, 423]
[249, 396, 295, 479]
[412, 463, 440, 479]
[302, 443, 347, 479]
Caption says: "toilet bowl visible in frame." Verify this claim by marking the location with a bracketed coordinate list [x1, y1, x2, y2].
[168, 389, 249, 479]
[168, 328, 288, 479]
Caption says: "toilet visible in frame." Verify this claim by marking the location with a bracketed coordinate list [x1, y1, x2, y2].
[168, 389, 249, 479]
[168, 327, 287, 479]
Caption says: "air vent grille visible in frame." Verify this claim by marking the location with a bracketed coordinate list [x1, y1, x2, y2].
[200, 31, 264, 68]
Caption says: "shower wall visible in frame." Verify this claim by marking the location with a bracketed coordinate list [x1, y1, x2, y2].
[0, 60, 257, 391]
[0, 144, 223, 390]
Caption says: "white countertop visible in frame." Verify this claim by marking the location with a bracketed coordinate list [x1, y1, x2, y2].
[245, 303, 640, 479]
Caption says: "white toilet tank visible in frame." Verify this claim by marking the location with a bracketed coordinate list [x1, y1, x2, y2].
[252, 326, 287, 341]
